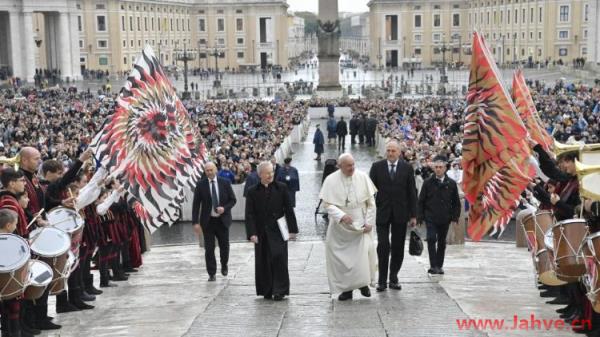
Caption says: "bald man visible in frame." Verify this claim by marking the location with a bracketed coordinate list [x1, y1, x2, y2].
[192, 162, 237, 281]
[19, 147, 62, 332]
[369, 140, 417, 292]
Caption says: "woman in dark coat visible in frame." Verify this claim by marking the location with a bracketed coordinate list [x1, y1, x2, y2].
[313, 124, 325, 161]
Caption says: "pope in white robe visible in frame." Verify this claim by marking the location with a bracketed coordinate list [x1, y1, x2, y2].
[319, 154, 378, 300]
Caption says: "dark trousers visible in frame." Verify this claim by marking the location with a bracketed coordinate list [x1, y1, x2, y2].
[98, 244, 113, 284]
[426, 222, 449, 268]
[337, 135, 346, 151]
[366, 133, 375, 147]
[358, 134, 364, 144]
[203, 217, 230, 276]
[376, 221, 407, 284]
[350, 133, 357, 144]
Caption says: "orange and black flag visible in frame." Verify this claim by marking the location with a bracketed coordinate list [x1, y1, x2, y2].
[512, 69, 554, 152]
[461, 32, 536, 241]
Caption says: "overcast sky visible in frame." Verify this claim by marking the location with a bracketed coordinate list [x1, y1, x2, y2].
[286, 0, 369, 13]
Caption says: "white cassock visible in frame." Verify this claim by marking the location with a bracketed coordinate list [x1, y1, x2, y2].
[319, 170, 378, 294]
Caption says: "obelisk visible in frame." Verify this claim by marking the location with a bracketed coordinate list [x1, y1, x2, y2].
[316, 0, 342, 97]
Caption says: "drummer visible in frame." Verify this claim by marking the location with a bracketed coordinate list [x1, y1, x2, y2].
[529, 141, 592, 332]
[0, 209, 31, 337]
[0, 168, 28, 237]
[42, 149, 94, 314]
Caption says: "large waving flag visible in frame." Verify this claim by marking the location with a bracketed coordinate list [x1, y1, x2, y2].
[462, 32, 535, 241]
[89, 46, 206, 232]
[512, 69, 554, 152]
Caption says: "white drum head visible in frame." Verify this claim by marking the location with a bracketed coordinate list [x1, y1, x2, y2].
[545, 229, 554, 251]
[29, 227, 71, 258]
[0, 234, 30, 272]
[27, 260, 53, 286]
[47, 207, 84, 233]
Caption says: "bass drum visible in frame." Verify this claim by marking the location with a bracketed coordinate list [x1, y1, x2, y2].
[0, 234, 30, 300]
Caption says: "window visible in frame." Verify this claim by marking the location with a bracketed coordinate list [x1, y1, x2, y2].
[559, 5, 569, 22]
[78, 16, 83, 31]
[122, 40, 126, 47]
[236, 9, 243, 14]
[432, 33, 441, 42]
[530, 8, 533, 23]
[414, 48, 421, 55]
[414, 15, 422, 28]
[96, 4, 105, 9]
[558, 30, 569, 39]
[433, 14, 440, 27]
[522, 8, 526, 23]
[237, 38, 244, 45]
[584, 4, 589, 22]
[121, 16, 125, 31]
[130, 40, 134, 47]
[414, 34, 422, 43]
[236, 18, 243, 31]
[124, 57, 127, 65]
[237, 52, 244, 59]
[96, 16, 106, 31]
[170, 19, 173, 31]
[79, 40, 84, 48]
[217, 38, 225, 45]
[99, 56, 108, 66]
[453, 13, 460, 27]
[138, 40, 141, 47]
[217, 18, 225, 32]
[144, 17, 148, 31]
[582, 47, 587, 55]
[514, 9, 517, 23]
[559, 48, 568, 56]
[434, 5, 440, 9]
[199, 18, 205, 32]
[539, 7, 543, 23]
[217, 9, 224, 14]
[129, 16, 133, 31]
[507, 9, 510, 24]
[151, 18, 154, 31]
[80, 57, 85, 63]
[199, 38, 207, 45]
[538, 32, 542, 40]
[584, 30, 588, 38]
[137, 17, 141, 31]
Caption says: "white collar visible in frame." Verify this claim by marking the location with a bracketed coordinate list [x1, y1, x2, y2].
[388, 160, 398, 166]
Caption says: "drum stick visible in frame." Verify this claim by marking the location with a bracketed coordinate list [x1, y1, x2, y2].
[27, 208, 45, 229]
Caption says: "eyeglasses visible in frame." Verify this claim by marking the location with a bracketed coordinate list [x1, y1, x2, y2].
[433, 165, 446, 169]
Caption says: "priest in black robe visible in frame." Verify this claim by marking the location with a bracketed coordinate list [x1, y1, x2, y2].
[245, 161, 298, 301]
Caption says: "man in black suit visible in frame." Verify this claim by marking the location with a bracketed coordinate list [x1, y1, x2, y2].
[245, 161, 298, 301]
[417, 155, 460, 275]
[369, 140, 417, 292]
[336, 117, 348, 151]
[192, 162, 237, 281]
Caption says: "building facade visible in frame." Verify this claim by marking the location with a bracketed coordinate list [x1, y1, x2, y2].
[287, 13, 306, 60]
[340, 12, 370, 62]
[368, 0, 600, 69]
[0, 0, 290, 82]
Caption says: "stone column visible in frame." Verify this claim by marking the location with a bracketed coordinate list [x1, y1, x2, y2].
[8, 11, 23, 79]
[58, 12, 72, 80]
[69, 13, 81, 80]
[316, 0, 342, 97]
[22, 12, 36, 82]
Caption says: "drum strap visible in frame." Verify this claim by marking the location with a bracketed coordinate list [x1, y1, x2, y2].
[558, 178, 579, 203]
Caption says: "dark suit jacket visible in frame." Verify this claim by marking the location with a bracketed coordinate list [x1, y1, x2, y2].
[245, 181, 298, 240]
[369, 159, 417, 225]
[192, 176, 237, 228]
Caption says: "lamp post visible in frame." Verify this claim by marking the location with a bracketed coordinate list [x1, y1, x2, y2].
[437, 40, 449, 84]
[174, 43, 195, 99]
[208, 42, 224, 88]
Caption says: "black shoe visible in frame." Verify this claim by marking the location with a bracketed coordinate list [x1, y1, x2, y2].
[99, 282, 118, 288]
[56, 302, 81, 314]
[427, 268, 436, 274]
[124, 268, 138, 273]
[263, 294, 272, 300]
[539, 290, 557, 298]
[35, 319, 61, 330]
[546, 297, 569, 305]
[112, 275, 128, 282]
[85, 286, 103, 295]
[376, 284, 387, 292]
[70, 298, 95, 310]
[556, 304, 573, 314]
[436, 267, 445, 275]
[273, 294, 284, 301]
[80, 291, 96, 302]
[338, 291, 353, 301]
[389, 282, 402, 290]
[359, 286, 371, 297]
[208, 275, 216, 282]
[221, 266, 228, 276]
